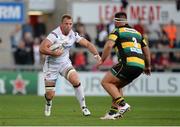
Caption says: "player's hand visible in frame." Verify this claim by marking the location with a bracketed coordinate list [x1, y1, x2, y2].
[96, 60, 103, 68]
[52, 48, 64, 57]
[94, 55, 102, 63]
[94, 55, 103, 68]
[144, 66, 151, 75]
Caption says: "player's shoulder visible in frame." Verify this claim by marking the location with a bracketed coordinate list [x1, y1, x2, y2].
[70, 30, 81, 38]
[124, 24, 137, 32]
[49, 27, 59, 38]
[110, 28, 119, 35]
[70, 30, 77, 35]
[122, 24, 141, 35]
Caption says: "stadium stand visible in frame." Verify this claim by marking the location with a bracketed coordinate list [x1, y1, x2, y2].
[0, 0, 179, 72]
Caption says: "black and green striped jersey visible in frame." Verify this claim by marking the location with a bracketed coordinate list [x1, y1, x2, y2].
[108, 24, 147, 69]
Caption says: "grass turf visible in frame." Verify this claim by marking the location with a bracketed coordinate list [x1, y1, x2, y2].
[0, 95, 180, 126]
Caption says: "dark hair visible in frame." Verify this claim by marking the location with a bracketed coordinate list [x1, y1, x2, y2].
[61, 14, 72, 22]
[114, 12, 127, 19]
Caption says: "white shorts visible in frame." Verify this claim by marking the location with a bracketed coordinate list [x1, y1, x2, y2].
[43, 59, 75, 81]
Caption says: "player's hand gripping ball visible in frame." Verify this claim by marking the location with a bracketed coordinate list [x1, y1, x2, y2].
[49, 43, 64, 51]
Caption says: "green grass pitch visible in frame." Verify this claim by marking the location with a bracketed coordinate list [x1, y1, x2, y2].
[0, 95, 180, 126]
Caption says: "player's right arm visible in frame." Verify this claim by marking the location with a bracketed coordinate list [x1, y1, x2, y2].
[101, 39, 115, 63]
[39, 39, 63, 57]
[97, 30, 117, 67]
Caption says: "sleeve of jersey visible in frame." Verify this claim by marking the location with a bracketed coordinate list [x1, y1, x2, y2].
[108, 31, 118, 42]
[74, 32, 83, 43]
[46, 32, 57, 44]
[141, 38, 148, 47]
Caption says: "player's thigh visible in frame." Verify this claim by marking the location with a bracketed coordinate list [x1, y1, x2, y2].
[43, 63, 59, 91]
[43, 62, 59, 81]
[113, 64, 143, 88]
[102, 71, 120, 85]
[61, 67, 80, 86]
[60, 60, 80, 86]
[108, 63, 129, 87]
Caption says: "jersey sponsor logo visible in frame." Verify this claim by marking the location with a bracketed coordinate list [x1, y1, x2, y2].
[124, 28, 137, 33]
[130, 47, 143, 54]
[120, 28, 141, 36]
[63, 45, 72, 49]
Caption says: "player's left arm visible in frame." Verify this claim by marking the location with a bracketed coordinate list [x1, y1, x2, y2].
[78, 38, 101, 61]
[141, 38, 151, 75]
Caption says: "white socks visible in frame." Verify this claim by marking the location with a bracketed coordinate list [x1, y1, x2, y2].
[74, 83, 86, 108]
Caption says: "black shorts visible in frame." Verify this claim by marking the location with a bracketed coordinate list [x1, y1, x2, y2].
[110, 63, 143, 83]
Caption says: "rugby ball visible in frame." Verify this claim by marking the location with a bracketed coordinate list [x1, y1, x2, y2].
[49, 43, 64, 51]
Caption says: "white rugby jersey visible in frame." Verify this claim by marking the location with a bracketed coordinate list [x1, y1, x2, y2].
[45, 26, 82, 63]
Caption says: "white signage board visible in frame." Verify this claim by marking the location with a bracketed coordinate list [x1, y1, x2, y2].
[29, 0, 55, 12]
[38, 72, 180, 96]
[72, 1, 180, 24]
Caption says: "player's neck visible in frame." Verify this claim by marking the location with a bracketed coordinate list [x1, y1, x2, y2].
[60, 26, 69, 36]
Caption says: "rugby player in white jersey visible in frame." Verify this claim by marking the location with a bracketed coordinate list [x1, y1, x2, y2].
[39, 14, 101, 117]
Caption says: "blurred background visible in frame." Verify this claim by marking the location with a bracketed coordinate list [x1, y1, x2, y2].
[0, 0, 180, 96]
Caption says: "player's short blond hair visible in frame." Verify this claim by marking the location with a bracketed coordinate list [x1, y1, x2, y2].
[61, 14, 72, 23]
